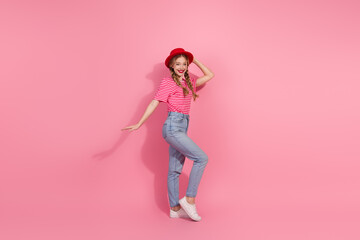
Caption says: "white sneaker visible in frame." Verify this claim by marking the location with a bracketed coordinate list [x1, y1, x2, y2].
[170, 207, 190, 218]
[179, 196, 202, 221]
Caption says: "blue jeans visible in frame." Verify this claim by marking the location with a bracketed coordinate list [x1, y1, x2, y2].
[162, 111, 208, 207]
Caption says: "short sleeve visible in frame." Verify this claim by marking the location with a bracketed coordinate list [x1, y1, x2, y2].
[154, 77, 171, 102]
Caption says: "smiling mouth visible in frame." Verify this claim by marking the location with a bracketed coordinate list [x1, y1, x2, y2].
[178, 70, 184, 73]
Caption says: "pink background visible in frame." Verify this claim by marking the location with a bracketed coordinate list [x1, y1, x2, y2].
[1, 0, 359, 239]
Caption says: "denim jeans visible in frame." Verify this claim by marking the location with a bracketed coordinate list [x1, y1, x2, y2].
[162, 111, 208, 207]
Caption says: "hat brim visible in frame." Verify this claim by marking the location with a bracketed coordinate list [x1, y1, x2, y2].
[165, 51, 194, 68]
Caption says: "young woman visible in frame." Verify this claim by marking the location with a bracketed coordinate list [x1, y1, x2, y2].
[122, 48, 214, 221]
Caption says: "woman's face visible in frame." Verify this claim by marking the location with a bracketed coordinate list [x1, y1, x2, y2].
[171, 56, 188, 78]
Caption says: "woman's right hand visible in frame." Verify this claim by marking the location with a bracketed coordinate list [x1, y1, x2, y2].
[122, 123, 141, 132]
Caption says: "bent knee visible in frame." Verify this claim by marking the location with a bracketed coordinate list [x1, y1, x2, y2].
[199, 152, 208, 164]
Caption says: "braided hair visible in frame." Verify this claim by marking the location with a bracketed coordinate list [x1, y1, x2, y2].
[169, 54, 199, 101]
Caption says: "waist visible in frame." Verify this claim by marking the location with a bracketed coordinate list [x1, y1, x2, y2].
[168, 111, 190, 119]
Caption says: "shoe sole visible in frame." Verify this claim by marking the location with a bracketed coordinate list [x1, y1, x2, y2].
[170, 210, 190, 218]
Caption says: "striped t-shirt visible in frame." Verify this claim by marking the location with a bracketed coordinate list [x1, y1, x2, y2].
[153, 76, 197, 115]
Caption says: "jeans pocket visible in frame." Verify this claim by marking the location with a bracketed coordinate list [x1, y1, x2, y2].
[171, 116, 183, 123]
[169, 120, 186, 135]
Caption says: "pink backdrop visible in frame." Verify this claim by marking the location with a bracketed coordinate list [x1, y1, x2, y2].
[1, 0, 359, 239]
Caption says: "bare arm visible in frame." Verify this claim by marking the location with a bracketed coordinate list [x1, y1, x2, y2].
[192, 58, 215, 87]
[122, 99, 160, 131]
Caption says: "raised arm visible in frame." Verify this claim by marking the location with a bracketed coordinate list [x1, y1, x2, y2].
[122, 99, 160, 131]
[192, 58, 215, 87]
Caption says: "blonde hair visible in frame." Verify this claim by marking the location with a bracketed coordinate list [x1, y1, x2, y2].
[168, 54, 199, 101]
